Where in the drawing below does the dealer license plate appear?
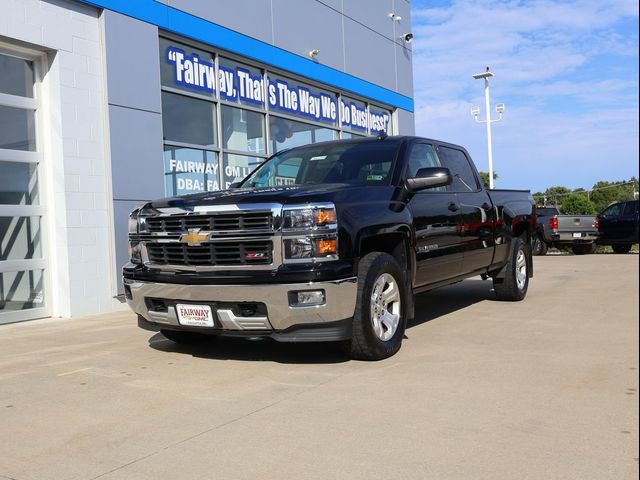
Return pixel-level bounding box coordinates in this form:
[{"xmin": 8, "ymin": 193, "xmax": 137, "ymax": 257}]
[
  {"xmin": 572, "ymin": 233, "xmax": 582, "ymax": 238},
  {"xmin": 176, "ymin": 304, "xmax": 214, "ymax": 327}
]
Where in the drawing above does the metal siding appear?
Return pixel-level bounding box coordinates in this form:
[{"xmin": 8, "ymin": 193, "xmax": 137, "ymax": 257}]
[
  {"xmin": 396, "ymin": 108, "xmax": 415, "ymax": 135},
  {"xmin": 343, "ymin": 0, "xmax": 394, "ymax": 41},
  {"xmin": 104, "ymin": 10, "xmax": 162, "ymax": 112},
  {"xmin": 168, "ymin": 0, "xmax": 273, "ymax": 44},
  {"xmin": 343, "ymin": 17, "xmax": 395, "ymax": 92},
  {"xmin": 316, "ymin": 0, "xmax": 342, "ymax": 11},
  {"xmin": 272, "ymin": 0, "xmax": 344, "ymax": 72},
  {"xmin": 108, "ymin": 105, "xmax": 164, "ymax": 200},
  {"xmin": 395, "ymin": 43, "xmax": 413, "ymax": 97}
]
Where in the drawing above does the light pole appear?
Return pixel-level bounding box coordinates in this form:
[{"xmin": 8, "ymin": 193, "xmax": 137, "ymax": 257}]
[{"xmin": 471, "ymin": 67, "xmax": 504, "ymax": 189}]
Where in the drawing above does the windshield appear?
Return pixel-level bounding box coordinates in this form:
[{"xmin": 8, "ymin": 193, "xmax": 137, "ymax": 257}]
[
  {"xmin": 537, "ymin": 207, "xmax": 559, "ymax": 216},
  {"xmin": 239, "ymin": 140, "xmax": 401, "ymax": 189}
]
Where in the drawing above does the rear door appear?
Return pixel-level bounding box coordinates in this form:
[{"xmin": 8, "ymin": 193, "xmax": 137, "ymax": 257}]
[
  {"xmin": 436, "ymin": 144, "xmax": 496, "ymax": 274},
  {"xmin": 619, "ymin": 201, "xmax": 639, "ymax": 242},
  {"xmin": 599, "ymin": 203, "xmax": 625, "ymax": 241},
  {"xmin": 405, "ymin": 142, "xmax": 463, "ymax": 287}
]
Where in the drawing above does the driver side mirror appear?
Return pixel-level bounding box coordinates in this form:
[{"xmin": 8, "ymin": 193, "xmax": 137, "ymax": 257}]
[
  {"xmin": 406, "ymin": 167, "xmax": 452, "ymax": 192},
  {"xmin": 228, "ymin": 182, "xmax": 242, "ymax": 189}
]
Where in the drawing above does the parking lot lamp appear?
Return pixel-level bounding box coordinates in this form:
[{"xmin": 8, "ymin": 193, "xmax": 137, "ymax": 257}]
[{"xmin": 471, "ymin": 67, "xmax": 504, "ymax": 189}]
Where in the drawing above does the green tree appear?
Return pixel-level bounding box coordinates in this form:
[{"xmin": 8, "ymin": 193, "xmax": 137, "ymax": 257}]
[
  {"xmin": 543, "ymin": 186, "xmax": 571, "ymax": 206},
  {"xmin": 478, "ymin": 171, "xmax": 498, "ymax": 189},
  {"xmin": 560, "ymin": 193, "xmax": 596, "ymax": 215},
  {"xmin": 532, "ymin": 192, "xmax": 545, "ymax": 205},
  {"xmin": 589, "ymin": 178, "xmax": 637, "ymax": 212}
]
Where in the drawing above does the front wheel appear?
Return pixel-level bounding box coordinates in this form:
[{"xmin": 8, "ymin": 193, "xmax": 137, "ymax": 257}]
[
  {"xmin": 612, "ymin": 244, "xmax": 632, "ymax": 254},
  {"xmin": 348, "ymin": 252, "xmax": 407, "ymax": 360},
  {"xmin": 493, "ymin": 237, "xmax": 529, "ymax": 301}
]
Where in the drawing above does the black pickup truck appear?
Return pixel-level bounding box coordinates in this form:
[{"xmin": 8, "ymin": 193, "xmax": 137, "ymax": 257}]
[
  {"xmin": 124, "ymin": 136, "xmax": 535, "ymax": 360},
  {"xmin": 596, "ymin": 200, "xmax": 639, "ymax": 253}
]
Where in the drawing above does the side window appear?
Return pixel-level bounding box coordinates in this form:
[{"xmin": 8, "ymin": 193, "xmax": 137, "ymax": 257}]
[
  {"xmin": 603, "ymin": 203, "xmax": 623, "ymax": 217},
  {"xmin": 623, "ymin": 201, "xmax": 638, "ymax": 215},
  {"xmin": 436, "ymin": 146, "xmax": 479, "ymax": 192},
  {"xmin": 406, "ymin": 143, "xmax": 440, "ymax": 178}
]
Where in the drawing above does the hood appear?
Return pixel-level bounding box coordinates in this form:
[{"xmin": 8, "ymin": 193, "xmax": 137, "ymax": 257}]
[{"xmin": 146, "ymin": 184, "xmax": 369, "ymax": 210}]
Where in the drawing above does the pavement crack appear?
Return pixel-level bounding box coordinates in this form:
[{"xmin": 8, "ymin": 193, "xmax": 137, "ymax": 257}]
[{"xmin": 89, "ymin": 373, "xmax": 342, "ymax": 479}]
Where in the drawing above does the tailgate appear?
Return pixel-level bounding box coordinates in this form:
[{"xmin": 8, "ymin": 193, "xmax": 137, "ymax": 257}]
[{"xmin": 556, "ymin": 216, "xmax": 597, "ymax": 233}]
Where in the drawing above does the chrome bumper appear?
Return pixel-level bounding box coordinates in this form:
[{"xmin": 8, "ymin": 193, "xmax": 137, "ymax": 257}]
[
  {"xmin": 552, "ymin": 233, "xmax": 598, "ymax": 242},
  {"xmin": 124, "ymin": 277, "xmax": 358, "ymax": 331}
]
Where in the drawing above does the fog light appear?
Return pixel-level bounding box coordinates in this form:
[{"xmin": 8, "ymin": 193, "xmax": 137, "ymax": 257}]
[{"xmin": 289, "ymin": 290, "xmax": 325, "ymax": 307}]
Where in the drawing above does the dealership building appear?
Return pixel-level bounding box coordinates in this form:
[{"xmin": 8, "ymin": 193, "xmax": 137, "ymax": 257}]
[{"xmin": 0, "ymin": 0, "xmax": 415, "ymax": 324}]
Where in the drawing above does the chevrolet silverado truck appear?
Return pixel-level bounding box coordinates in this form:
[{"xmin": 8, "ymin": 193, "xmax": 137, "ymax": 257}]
[
  {"xmin": 532, "ymin": 206, "xmax": 597, "ymax": 255},
  {"xmin": 124, "ymin": 136, "xmax": 535, "ymax": 360},
  {"xmin": 596, "ymin": 200, "xmax": 639, "ymax": 253}
]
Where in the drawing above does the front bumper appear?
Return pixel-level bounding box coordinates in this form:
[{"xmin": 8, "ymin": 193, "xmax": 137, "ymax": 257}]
[{"xmin": 124, "ymin": 276, "xmax": 358, "ymax": 340}]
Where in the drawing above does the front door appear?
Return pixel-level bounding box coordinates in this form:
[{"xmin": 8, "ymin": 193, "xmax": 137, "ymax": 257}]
[{"xmin": 405, "ymin": 142, "xmax": 463, "ymax": 287}]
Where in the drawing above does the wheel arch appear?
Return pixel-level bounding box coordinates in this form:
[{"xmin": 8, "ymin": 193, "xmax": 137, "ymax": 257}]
[{"xmin": 357, "ymin": 227, "xmax": 415, "ymax": 320}]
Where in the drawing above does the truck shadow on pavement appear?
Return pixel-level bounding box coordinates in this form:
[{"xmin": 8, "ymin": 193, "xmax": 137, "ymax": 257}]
[
  {"xmin": 147, "ymin": 278, "xmax": 497, "ymax": 364},
  {"xmin": 408, "ymin": 278, "xmax": 497, "ymax": 329}
]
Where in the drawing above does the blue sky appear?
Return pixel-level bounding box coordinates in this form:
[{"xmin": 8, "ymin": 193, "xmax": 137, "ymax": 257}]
[{"xmin": 410, "ymin": 0, "xmax": 639, "ymax": 193}]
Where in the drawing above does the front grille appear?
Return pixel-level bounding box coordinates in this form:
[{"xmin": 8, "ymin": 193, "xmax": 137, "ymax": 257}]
[
  {"xmin": 146, "ymin": 241, "xmax": 272, "ymax": 266},
  {"xmin": 145, "ymin": 212, "xmax": 272, "ymax": 233}
]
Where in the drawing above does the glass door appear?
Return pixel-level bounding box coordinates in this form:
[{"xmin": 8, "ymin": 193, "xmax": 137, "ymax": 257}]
[{"xmin": 0, "ymin": 48, "xmax": 48, "ymax": 324}]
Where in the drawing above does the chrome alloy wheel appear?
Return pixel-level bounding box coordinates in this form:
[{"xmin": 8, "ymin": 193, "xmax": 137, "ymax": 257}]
[
  {"xmin": 370, "ymin": 273, "xmax": 401, "ymax": 341},
  {"xmin": 516, "ymin": 248, "xmax": 527, "ymax": 290}
]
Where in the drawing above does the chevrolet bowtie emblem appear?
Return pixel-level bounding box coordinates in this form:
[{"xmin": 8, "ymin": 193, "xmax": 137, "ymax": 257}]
[{"xmin": 179, "ymin": 229, "xmax": 210, "ymax": 246}]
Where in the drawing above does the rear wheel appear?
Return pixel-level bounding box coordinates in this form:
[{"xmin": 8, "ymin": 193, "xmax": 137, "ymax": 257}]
[
  {"xmin": 612, "ymin": 244, "xmax": 632, "ymax": 254},
  {"xmin": 493, "ymin": 237, "xmax": 529, "ymax": 301},
  {"xmin": 348, "ymin": 252, "xmax": 407, "ymax": 360},
  {"xmin": 160, "ymin": 329, "xmax": 212, "ymax": 344},
  {"xmin": 531, "ymin": 234, "xmax": 548, "ymax": 256}
]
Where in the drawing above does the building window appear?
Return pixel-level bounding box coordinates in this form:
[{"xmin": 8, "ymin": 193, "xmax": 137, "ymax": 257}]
[
  {"xmin": 161, "ymin": 92, "xmax": 217, "ymax": 148},
  {"xmin": 221, "ymin": 105, "xmax": 265, "ymax": 154},
  {"xmin": 159, "ymin": 34, "xmax": 394, "ymax": 196}
]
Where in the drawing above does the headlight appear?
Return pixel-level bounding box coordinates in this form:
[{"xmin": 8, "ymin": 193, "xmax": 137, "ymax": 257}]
[
  {"xmin": 283, "ymin": 237, "xmax": 338, "ymax": 260},
  {"xmin": 283, "ymin": 204, "xmax": 337, "ymax": 230},
  {"xmin": 282, "ymin": 203, "xmax": 338, "ymax": 263}
]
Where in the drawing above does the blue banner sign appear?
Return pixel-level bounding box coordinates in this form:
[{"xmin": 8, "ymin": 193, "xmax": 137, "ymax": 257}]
[{"xmin": 166, "ymin": 46, "xmax": 390, "ymax": 133}]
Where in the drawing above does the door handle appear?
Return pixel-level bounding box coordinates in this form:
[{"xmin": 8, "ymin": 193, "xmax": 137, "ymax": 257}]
[
  {"xmin": 481, "ymin": 202, "xmax": 491, "ymax": 210},
  {"xmin": 448, "ymin": 202, "xmax": 460, "ymax": 212}
]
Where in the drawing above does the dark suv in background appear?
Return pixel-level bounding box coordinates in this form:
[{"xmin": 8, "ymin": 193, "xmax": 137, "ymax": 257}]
[{"xmin": 596, "ymin": 200, "xmax": 639, "ymax": 253}]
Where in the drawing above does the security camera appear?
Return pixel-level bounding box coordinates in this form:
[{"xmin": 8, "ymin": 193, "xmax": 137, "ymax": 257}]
[
  {"xmin": 401, "ymin": 33, "xmax": 413, "ymax": 43},
  {"xmin": 496, "ymin": 103, "xmax": 505, "ymax": 114},
  {"xmin": 470, "ymin": 106, "xmax": 480, "ymax": 117}
]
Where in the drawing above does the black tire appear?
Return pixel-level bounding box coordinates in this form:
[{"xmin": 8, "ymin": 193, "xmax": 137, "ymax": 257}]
[
  {"xmin": 612, "ymin": 244, "xmax": 632, "ymax": 254},
  {"xmin": 531, "ymin": 234, "xmax": 548, "ymax": 256},
  {"xmin": 160, "ymin": 329, "xmax": 212, "ymax": 344},
  {"xmin": 348, "ymin": 252, "xmax": 407, "ymax": 361},
  {"xmin": 493, "ymin": 237, "xmax": 529, "ymax": 301}
]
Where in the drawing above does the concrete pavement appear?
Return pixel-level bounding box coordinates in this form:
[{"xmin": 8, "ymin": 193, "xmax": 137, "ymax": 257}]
[{"xmin": 0, "ymin": 254, "xmax": 638, "ymax": 479}]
